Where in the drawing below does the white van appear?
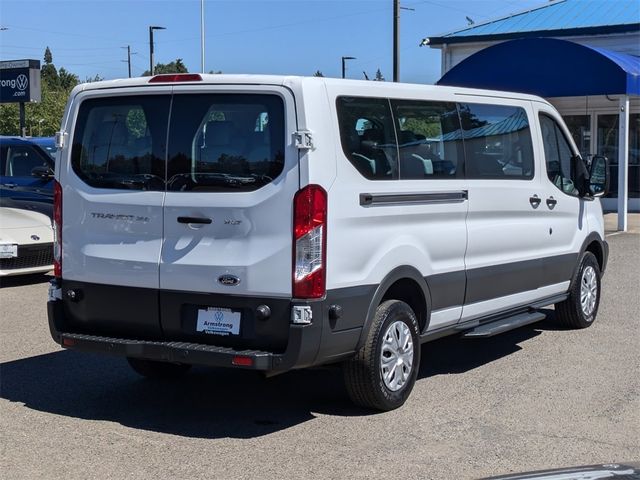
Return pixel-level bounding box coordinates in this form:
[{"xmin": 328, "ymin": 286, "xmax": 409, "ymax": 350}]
[{"xmin": 48, "ymin": 74, "xmax": 609, "ymax": 410}]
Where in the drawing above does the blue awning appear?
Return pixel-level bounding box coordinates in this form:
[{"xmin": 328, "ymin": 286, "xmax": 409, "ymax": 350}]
[{"xmin": 437, "ymin": 38, "xmax": 640, "ymax": 97}]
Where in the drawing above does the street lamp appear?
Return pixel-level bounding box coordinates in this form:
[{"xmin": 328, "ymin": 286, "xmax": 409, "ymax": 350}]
[
  {"xmin": 149, "ymin": 26, "xmax": 166, "ymax": 75},
  {"xmin": 341, "ymin": 56, "xmax": 356, "ymax": 79}
]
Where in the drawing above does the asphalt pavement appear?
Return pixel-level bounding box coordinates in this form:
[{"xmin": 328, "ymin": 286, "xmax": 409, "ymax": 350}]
[{"xmin": 1, "ymin": 232, "xmax": 639, "ymax": 480}]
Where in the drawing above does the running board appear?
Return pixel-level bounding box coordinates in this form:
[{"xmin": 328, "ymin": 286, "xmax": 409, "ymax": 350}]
[{"xmin": 462, "ymin": 311, "xmax": 547, "ymax": 338}]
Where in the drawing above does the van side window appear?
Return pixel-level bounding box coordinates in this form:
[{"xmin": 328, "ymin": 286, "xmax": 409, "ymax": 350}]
[
  {"xmin": 166, "ymin": 94, "xmax": 285, "ymax": 192},
  {"xmin": 459, "ymin": 103, "xmax": 534, "ymax": 180},
  {"xmin": 539, "ymin": 114, "xmax": 579, "ymax": 196},
  {"xmin": 337, "ymin": 97, "xmax": 398, "ymax": 180},
  {"xmin": 71, "ymin": 95, "xmax": 170, "ymax": 191},
  {"xmin": 390, "ymin": 100, "xmax": 463, "ymax": 179}
]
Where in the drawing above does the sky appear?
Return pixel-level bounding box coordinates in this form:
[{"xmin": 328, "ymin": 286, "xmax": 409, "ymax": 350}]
[{"xmin": 0, "ymin": 0, "xmax": 542, "ymax": 85}]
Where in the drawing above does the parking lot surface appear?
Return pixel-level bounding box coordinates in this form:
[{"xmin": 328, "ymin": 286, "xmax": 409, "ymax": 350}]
[{"xmin": 1, "ymin": 232, "xmax": 639, "ymax": 480}]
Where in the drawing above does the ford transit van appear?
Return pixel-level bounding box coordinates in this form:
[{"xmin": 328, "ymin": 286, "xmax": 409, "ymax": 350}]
[{"xmin": 48, "ymin": 74, "xmax": 609, "ymax": 410}]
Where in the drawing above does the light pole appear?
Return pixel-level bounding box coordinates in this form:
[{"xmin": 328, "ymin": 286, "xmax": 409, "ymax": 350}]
[
  {"xmin": 149, "ymin": 26, "xmax": 166, "ymax": 75},
  {"xmin": 341, "ymin": 56, "xmax": 356, "ymax": 79},
  {"xmin": 200, "ymin": 0, "xmax": 205, "ymax": 73}
]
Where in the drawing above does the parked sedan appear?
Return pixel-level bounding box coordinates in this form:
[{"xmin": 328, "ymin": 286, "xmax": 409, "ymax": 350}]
[
  {"xmin": 0, "ymin": 207, "xmax": 53, "ymax": 277},
  {"xmin": 0, "ymin": 136, "xmax": 55, "ymax": 218}
]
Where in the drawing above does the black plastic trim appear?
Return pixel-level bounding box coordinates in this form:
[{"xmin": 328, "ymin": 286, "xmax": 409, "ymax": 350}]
[{"xmin": 360, "ymin": 190, "xmax": 468, "ymax": 206}]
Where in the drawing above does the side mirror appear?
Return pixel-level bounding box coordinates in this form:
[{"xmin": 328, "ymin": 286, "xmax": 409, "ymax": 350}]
[
  {"xmin": 31, "ymin": 165, "xmax": 55, "ymax": 180},
  {"xmin": 588, "ymin": 155, "xmax": 609, "ymax": 197}
]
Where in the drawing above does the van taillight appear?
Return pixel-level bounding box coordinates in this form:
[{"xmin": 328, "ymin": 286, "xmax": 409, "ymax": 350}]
[
  {"xmin": 53, "ymin": 180, "xmax": 62, "ymax": 277},
  {"xmin": 293, "ymin": 185, "xmax": 327, "ymax": 299}
]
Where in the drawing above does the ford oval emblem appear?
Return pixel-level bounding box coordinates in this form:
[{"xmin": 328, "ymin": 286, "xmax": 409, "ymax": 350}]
[
  {"xmin": 218, "ymin": 274, "xmax": 240, "ymax": 286},
  {"xmin": 31, "ymin": 235, "xmax": 40, "ymax": 241}
]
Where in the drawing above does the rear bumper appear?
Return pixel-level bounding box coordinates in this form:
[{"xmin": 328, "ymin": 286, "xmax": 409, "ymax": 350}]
[{"xmin": 47, "ymin": 281, "xmax": 324, "ymax": 374}]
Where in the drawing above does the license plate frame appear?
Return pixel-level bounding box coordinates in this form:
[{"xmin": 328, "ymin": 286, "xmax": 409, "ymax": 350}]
[{"xmin": 196, "ymin": 307, "xmax": 241, "ymax": 336}]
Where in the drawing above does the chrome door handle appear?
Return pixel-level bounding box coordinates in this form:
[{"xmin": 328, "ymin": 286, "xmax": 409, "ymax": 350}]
[
  {"xmin": 529, "ymin": 195, "xmax": 541, "ymax": 208},
  {"xmin": 2, "ymin": 183, "xmax": 18, "ymax": 188},
  {"xmin": 546, "ymin": 197, "xmax": 557, "ymax": 210}
]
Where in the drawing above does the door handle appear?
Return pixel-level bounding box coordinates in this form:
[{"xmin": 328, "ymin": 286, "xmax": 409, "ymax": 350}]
[
  {"xmin": 546, "ymin": 197, "xmax": 557, "ymax": 210},
  {"xmin": 529, "ymin": 195, "xmax": 541, "ymax": 209},
  {"xmin": 2, "ymin": 183, "xmax": 18, "ymax": 188},
  {"xmin": 177, "ymin": 216, "xmax": 212, "ymax": 225}
]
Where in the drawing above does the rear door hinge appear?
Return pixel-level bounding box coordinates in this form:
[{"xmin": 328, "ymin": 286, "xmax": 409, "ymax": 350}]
[{"xmin": 293, "ymin": 130, "xmax": 314, "ymax": 150}]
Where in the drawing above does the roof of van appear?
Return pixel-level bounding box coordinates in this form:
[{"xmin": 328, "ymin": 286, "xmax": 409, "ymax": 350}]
[{"xmin": 74, "ymin": 74, "xmax": 548, "ymax": 103}]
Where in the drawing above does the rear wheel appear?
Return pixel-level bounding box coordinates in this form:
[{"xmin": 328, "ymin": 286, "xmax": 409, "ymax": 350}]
[
  {"xmin": 127, "ymin": 357, "xmax": 191, "ymax": 379},
  {"xmin": 555, "ymin": 251, "xmax": 601, "ymax": 329},
  {"xmin": 343, "ymin": 300, "xmax": 421, "ymax": 411}
]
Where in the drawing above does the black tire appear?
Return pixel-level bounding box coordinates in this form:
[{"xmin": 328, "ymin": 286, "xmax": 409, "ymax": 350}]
[
  {"xmin": 343, "ymin": 300, "xmax": 421, "ymax": 411},
  {"xmin": 555, "ymin": 251, "xmax": 601, "ymax": 329},
  {"xmin": 127, "ymin": 357, "xmax": 192, "ymax": 379}
]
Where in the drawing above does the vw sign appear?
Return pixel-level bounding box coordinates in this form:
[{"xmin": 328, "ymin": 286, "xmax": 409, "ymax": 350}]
[{"xmin": 0, "ymin": 59, "xmax": 41, "ymax": 104}]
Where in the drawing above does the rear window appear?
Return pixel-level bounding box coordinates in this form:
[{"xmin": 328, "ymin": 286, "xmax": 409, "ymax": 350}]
[
  {"xmin": 166, "ymin": 94, "xmax": 284, "ymax": 192},
  {"xmin": 71, "ymin": 93, "xmax": 285, "ymax": 192}
]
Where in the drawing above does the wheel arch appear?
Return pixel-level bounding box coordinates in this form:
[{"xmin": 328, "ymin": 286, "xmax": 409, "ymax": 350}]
[{"xmin": 356, "ymin": 266, "xmax": 432, "ymax": 350}]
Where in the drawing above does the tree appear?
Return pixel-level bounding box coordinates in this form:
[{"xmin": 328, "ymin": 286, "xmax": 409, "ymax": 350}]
[
  {"xmin": 374, "ymin": 68, "xmax": 385, "ymax": 81},
  {"xmin": 313, "ymin": 70, "xmax": 324, "ymax": 77},
  {"xmin": 58, "ymin": 67, "xmax": 80, "ymax": 90},
  {"xmin": 142, "ymin": 58, "xmax": 189, "ymax": 76},
  {"xmin": 41, "ymin": 46, "xmax": 59, "ymax": 88}
]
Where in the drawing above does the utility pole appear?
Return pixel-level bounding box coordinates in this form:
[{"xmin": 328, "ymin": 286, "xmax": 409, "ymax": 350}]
[
  {"xmin": 200, "ymin": 0, "xmax": 205, "ymax": 73},
  {"xmin": 149, "ymin": 26, "xmax": 166, "ymax": 75},
  {"xmin": 393, "ymin": 2, "xmax": 414, "ymax": 83},
  {"xmin": 341, "ymin": 56, "xmax": 356, "ymax": 79},
  {"xmin": 393, "ymin": 0, "xmax": 399, "ymax": 82},
  {"xmin": 121, "ymin": 45, "xmax": 133, "ymax": 78}
]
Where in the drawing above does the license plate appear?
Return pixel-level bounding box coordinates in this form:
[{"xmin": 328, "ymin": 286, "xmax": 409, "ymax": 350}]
[
  {"xmin": 196, "ymin": 307, "xmax": 241, "ymax": 336},
  {"xmin": 0, "ymin": 244, "xmax": 18, "ymax": 259}
]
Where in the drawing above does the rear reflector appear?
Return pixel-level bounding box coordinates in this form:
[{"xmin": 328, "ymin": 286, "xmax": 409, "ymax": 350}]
[
  {"xmin": 232, "ymin": 356, "xmax": 253, "ymax": 367},
  {"xmin": 149, "ymin": 73, "xmax": 203, "ymax": 83},
  {"xmin": 62, "ymin": 338, "xmax": 75, "ymax": 347}
]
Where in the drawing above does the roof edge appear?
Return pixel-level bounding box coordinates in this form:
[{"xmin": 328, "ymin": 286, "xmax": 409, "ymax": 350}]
[{"xmin": 424, "ymin": 23, "xmax": 640, "ymax": 47}]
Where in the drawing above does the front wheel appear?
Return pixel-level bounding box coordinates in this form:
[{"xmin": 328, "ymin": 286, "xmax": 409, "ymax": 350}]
[
  {"xmin": 343, "ymin": 300, "xmax": 421, "ymax": 411},
  {"xmin": 555, "ymin": 251, "xmax": 601, "ymax": 329},
  {"xmin": 127, "ymin": 357, "xmax": 192, "ymax": 379}
]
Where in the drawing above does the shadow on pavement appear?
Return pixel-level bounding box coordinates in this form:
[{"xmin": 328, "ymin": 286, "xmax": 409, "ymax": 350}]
[
  {"xmin": 1, "ymin": 321, "xmax": 548, "ymax": 439},
  {"xmin": 0, "ymin": 273, "xmax": 51, "ymax": 288}
]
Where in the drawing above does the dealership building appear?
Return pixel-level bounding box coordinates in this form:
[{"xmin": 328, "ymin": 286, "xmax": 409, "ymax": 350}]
[{"xmin": 422, "ymin": 0, "xmax": 639, "ymax": 230}]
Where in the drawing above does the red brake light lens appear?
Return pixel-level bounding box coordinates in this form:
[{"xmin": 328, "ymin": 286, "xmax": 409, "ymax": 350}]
[
  {"xmin": 293, "ymin": 185, "xmax": 327, "ymax": 299},
  {"xmin": 148, "ymin": 73, "xmax": 203, "ymax": 83}
]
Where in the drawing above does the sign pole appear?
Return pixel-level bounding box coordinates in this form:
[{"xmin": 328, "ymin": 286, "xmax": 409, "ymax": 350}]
[{"xmin": 19, "ymin": 102, "xmax": 26, "ymax": 137}]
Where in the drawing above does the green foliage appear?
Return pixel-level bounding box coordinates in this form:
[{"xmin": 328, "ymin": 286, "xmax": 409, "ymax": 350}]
[
  {"xmin": 402, "ymin": 118, "xmax": 441, "ymax": 138},
  {"xmin": 142, "ymin": 58, "xmax": 189, "ymax": 76},
  {"xmin": 374, "ymin": 68, "xmax": 385, "ymax": 81},
  {"xmin": 313, "ymin": 70, "xmax": 324, "ymax": 77},
  {"xmin": 44, "ymin": 47, "xmax": 53, "ymax": 65}
]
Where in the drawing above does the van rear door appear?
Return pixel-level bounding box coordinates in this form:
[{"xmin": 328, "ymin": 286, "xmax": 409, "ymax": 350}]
[
  {"xmin": 158, "ymin": 86, "xmax": 299, "ymax": 350},
  {"xmin": 60, "ymin": 90, "xmax": 171, "ymax": 338}
]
